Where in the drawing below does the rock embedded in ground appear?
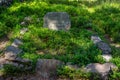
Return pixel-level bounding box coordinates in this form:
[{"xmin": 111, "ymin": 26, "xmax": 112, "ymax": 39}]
[
  {"xmin": 4, "ymin": 52, "xmax": 17, "ymax": 60},
  {"xmin": 91, "ymin": 35, "xmax": 112, "ymax": 54},
  {"xmin": 36, "ymin": 59, "xmax": 64, "ymax": 79},
  {"xmin": 91, "ymin": 35, "xmax": 102, "ymax": 44},
  {"xmin": 84, "ymin": 63, "xmax": 117, "ymax": 80},
  {"xmin": 4, "ymin": 46, "xmax": 22, "ymax": 60},
  {"xmin": 102, "ymin": 54, "xmax": 112, "ymax": 62},
  {"xmin": 43, "ymin": 12, "xmax": 71, "ymax": 30},
  {"xmin": 97, "ymin": 41, "xmax": 112, "ymax": 54},
  {"xmin": 11, "ymin": 39, "xmax": 23, "ymax": 47},
  {"xmin": 5, "ymin": 46, "xmax": 22, "ymax": 55}
]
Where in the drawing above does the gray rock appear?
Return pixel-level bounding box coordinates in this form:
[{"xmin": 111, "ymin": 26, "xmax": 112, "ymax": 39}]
[
  {"xmin": 84, "ymin": 63, "xmax": 117, "ymax": 80},
  {"xmin": 97, "ymin": 41, "xmax": 112, "ymax": 54},
  {"xmin": 5, "ymin": 46, "xmax": 22, "ymax": 54},
  {"xmin": 91, "ymin": 35, "xmax": 102, "ymax": 44},
  {"xmin": 11, "ymin": 39, "xmax": 23, "ymax": 47},
  {"xmin": 4, "ymin": 46, "xmax": 22, "ymax": 60},
  {"xmin": 91, "ymin": 35, "xmax": 112, "ymax": 54},
  {"xmin": 36, "ymin": 59, "xmax": 63, "ymax": 79},
  {"xmin": 102, "ymin": 54, "xmax": 112, "ymax": 62},
  {"xmin": 4, "ymin": 52, "xmax": 17, "ymax": 60},
  {"xmin": 43, "ymin": 12, "xmax": 71, "ymax": 30}
]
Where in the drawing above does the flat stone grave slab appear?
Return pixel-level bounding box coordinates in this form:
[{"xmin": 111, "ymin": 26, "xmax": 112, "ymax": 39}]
[{"xmin": 43, "ymin": 12, "xmax": 71, "ymax": 30}]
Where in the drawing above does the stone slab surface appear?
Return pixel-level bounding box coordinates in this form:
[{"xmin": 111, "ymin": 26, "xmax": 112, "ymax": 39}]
[{"xmin": 43, "ymin": 12, "xmax": 71, "ymax": 30}]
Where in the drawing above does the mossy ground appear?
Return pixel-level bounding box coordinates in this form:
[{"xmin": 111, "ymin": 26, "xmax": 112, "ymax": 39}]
[{"xmin": 0, "ymin": 0, "xmax": 120, "ymax": 79}]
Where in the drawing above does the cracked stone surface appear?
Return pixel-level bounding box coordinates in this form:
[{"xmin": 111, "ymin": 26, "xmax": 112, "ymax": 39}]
[{"xmin": 44, "ymin": 12, "xmax": 71, "ymax": 30}]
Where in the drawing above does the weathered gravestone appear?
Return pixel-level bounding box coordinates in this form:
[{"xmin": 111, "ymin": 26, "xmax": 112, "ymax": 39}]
[{"xmin": 43, "ymin": 12, "xmax": 71, "ymax": 30}]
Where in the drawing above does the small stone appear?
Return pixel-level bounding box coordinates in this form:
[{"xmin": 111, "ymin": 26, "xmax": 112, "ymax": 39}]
[
  {"xmin": 97, "ymin": 41, "xmax": 112, "ymax": 54},
  {"xmin": 4, "ymin": 46, "xmax": 22, "ymax": 60},
  {"xmin": 102, "ymin": 54, "xmax": 112, "ymax": 62},
  {"xmin": 20, "ymin": 21, "xmax": 26, "ymax": 26},
  {"xmin": 91, "ymin": 35, "xmax": 112, "ymax": 54},
  {"xmin": 11, "ymin": 39, "xmax": 23, "ymax": 47},
  {"xmin": 20, "ymin": 28, "xmax": 28, "ymax": 35},
  {"xmin": 5, "ymin": 46, "xmax": 22, "ymax": 55},
  {"xmin": 91, "ymin": 35, "xmax": 102, "ymax": 44},
  {"xmin": 43, "ymin": 12, "xmax": 71, "ymax": 30}
]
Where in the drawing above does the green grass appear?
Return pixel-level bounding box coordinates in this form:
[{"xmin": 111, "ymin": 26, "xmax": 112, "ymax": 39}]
[{"xmin": 0, "ymin": 0, "xmax": 120, "ymax": 79}]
